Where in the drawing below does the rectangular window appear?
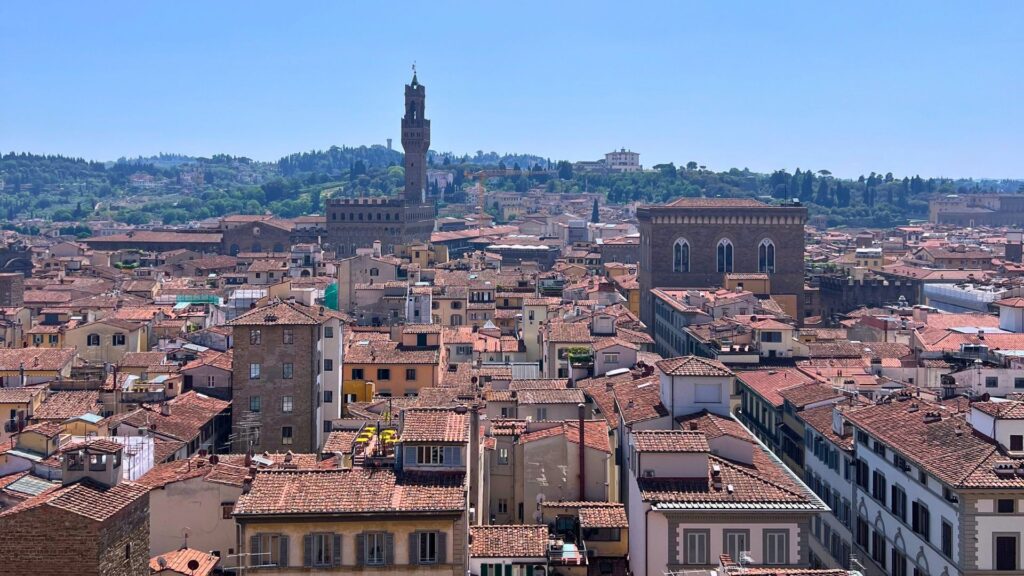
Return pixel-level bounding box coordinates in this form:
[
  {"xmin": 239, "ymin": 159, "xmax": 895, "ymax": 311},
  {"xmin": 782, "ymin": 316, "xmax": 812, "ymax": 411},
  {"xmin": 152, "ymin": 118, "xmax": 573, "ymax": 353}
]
[
  {"xmin": 249, "ymin": 396, "xmax": 261, "ymax": 413},
  {"xmin": 497, "ymin": 498, "xmax": 508, "ymax": 514},
  {"xmin": 604, "ymin": 353, "xmax": 619, "ymax": 364},
  {"xmin": 764, "ymin": 530, "xmax": 788, "ymax": 565},
  {"xmin": 892, "ymin": 548, "xmax": 907, "ymax": 576},
  {"xmin": 1011, "ymin": 435, "xmax": 1023, "ymax": 451},
  {"xmin": 283, "ymin": 328, "xmax": 294, "ymax": 344},
  {"xmin": 683, "ymin": 530, "xmax": 708, "ymax": 565},
  {"xmin": 986, "ymin": 376, "xmax": 999, "ymax": 388},
  {"xmin": 891, "ymin": 484, "xmax": 907, "ymax": 522},
  {"xmin": 912, "ymin": 501, "xmax": 931, "ymax": 541},
  {"xmin": 872, "ymin": 471, "xmax": 887, "ymax": 504},
  {"xmin": 1015, "ymin": 377, "xmax": 1024, "ymax": 389},
  {"xmin": 871, "ymin": 530, "xmax": 886, "ymax": 568},
  {"xmin": 250, "ymin": 329, "xmax": 261, "ymax": 345},
  {"xmin": 995, "ymin": 534, "xmax": 1018, "ymax": 571},
  {"xmin": 855, "ymin": 517, "xmax": 869, "ymax": 550},
  {"xmin": 417, "ymin": 446, "xmax": 444, "ymax": 465},
  {"xmin": 942, "ymin": 520, "xmax": 953, "ymax": 558},
  {"xmin": 282, "ymin": 426, "xmax": 293, "ymax": 445},
  {"xmin": 377, "ymin": 368, "xmax": 390, "ymax": 380},
  {"xmin": 207, "ymin": 375, "xmax": 216, "ymax": 387},
  {"xmin": 282, "ymin": 363, "xmax": 294, "ymax": 379},
  {"xmin": 250, "ymin": 363, "xmax": 261, "ymax": 380},
  {"xmin": 113, "ymin": 333, "xmax": 126, "ymax": 346},
  {"xmin": 406, "ymin": 368, "xmax": 416, "ymax": 381},
  {"xmin": 312, "ymin": 533, "xmax": 332, "ymax": 566},
  {"xmin": 498, "ymin": 448, "xmax": 509, "ymax": 465},
  {"xmin": 324, "ymin": 359, "xmax": 333, "ymax": 372},
  {"xmin": 324, "ymin": 326, "xmax": 334, "ymax": 338},
  {"xmin": 536, "ymin": 407, "xmax": 547, "ymax": 420},
  {"xmin": 723, "ymin": 530, "xmax": 749, "ymax": 563},
  {"xmin": 258, "ymin": 534, "xmax": 282, "ymax": 566},
  {"xmin": 352, "ymin": 368, "xmax": 364, "ymax": 380},
  {"xmin": 282, "ymin": 396, "xmax": 293, "ymax": 413},
  {"xmin": 323, "ymin": 390, "xmax": 333, "ymax": 403},
  {"xmin": 997, "ymin": 499, "xmax": 1016, "ymax": 513},
  {"xmin": 365, "ymin": 532, "xmax": 386, "ymax": 566},
  {"xmin": 418, "ymin": 532, "xmax": 438, "ymax": 564}
]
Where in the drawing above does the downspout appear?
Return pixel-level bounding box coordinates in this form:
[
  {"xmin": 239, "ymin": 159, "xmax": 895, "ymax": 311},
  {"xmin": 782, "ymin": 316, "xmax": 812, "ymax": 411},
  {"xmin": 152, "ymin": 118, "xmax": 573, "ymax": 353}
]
[
  {"xmin": 578, "ymin": 403, "xmax": 586, "ymax": 501},
  {"xmin": 645, "ymin": 506, "xmax": 654, "ymax": 576}
]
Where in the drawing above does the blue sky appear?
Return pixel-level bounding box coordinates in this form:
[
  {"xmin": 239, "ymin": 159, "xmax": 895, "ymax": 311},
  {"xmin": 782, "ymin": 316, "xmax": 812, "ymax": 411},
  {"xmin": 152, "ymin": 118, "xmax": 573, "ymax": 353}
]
[{"xmin": 2, "ymin": 1, "xmax": 1021, "ymax": 178}]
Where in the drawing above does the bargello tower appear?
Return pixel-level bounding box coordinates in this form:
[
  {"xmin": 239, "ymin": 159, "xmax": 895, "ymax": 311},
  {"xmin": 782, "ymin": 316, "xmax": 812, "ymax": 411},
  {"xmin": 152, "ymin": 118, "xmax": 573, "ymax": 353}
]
[{"xmin": 402, "ymin": 70, "xmax": 430, "ymax": 204}]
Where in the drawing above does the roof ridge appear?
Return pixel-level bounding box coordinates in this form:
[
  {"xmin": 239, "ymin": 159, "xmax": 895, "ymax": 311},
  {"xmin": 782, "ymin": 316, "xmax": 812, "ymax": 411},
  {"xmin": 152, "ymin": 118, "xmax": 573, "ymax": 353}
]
[{"xmin": 710, "ymin": 455, "xmax": 807, "ymax": 500}]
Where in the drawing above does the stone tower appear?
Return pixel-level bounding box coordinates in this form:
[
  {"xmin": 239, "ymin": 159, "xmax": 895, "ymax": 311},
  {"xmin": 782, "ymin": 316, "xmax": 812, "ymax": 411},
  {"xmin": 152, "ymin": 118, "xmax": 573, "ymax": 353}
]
[{"xmin": 401, "ymin": 70, "xmax": 430, "ymax": 204}]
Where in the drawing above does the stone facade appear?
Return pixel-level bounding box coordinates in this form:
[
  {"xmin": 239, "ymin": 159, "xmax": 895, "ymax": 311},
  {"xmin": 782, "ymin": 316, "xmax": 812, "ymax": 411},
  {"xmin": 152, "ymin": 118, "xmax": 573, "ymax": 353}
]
[
  {"xmin": 638, "ymin": 198, "xmax": 807, "ymax": 327},
  {"xmin": 325, "ymin": 74, "xmax": 435, "ymax": 256},
  {"xmin": 0, "ymin": 490, "xmax": 150, "ymax": 576},
  {"xmin": 231, "ymin": 321, "xmax": 320, "ymax": 453},
  {"xmin": 221, "ymin": 219, "xmax": 293, "ymax": 255},
  {"xmin": 0, "ymin": 272, "xmax": 25, "ymax": 306}
]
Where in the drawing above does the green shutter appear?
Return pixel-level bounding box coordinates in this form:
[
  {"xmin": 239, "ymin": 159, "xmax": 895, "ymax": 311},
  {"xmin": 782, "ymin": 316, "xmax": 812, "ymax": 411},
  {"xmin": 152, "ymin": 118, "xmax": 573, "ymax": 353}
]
[
  {"xmin": 303, "ymin": 534, "xmax": 312, "ymax": 567},
  {"xmin": 279, "ymin": 535, "xmax": 289, "ymax": 567},
  {"xmin": 384, "ymin": 532, "xmax": 395, "ymax": 566},
  {"xmin": 437, "ymin": 531, "xmax": 447, "ymax": 564},
  {"xmin": 355, "ymin": 533, "xmax": 365, "ymax": 566}
]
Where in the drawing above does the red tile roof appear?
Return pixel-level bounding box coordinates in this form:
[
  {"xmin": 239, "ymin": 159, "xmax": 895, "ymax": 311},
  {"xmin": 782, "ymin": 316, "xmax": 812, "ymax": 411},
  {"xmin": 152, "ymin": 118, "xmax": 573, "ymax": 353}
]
[
  {"xmin": 778, "ymin": 384, "xmax": 843, "ymax": 409},
  {"xmin": 666, "ymin": 197, "xmax": 767, "ymax": 208},
  {"xmin": 469, "ymin": 525, "xmax": 548, "ymax": 558},
  {"xmin": 150, "ymin": 547, "xmax": 219, "ymax": 576},
  {"xmin": 227, "ymin": 300, "xmax": 327, "ymax": 326},
  {"xmin": 519, "ymin": 420, "xmax": 610, "ymax": 453},
  {"xmin": 656, "ymin": 356, "xmax": 733, "ymax": 377},
  {"xmin": 516, "ymin": 388, "xmax": 586, "ymax": 405},
  {"xmin": 233, "ymin": 469, "xmax": 466, "ymax": 515},
  {"xmin": 737, "ymin": 369, "xmax": 816, "ymax": 407},
  {"xmin": 972, "ymin": 400, "xmax": 1024, "ymax": 419},
  {"xmin": 33, "ymin": 391, "xmax": 102, "ymax": 421},
  {"xmin": 633, "ymin": 430, "xmax": 710, "ymax": 453},
  {"xmin": 0, "ymin": 478, "xmax": 148, "ymax": 521},
  {"xmin": 579, "ymin": 504, "xmax": 629, "ymax": 528},
  {"xmin": 400, "ymin": 408, "xmax": 470, "ymax": 443},
  {"xmin": 119, "ymin": 391, "xmax": 230, "ymax": 443},
  {"xmin": 0, "ymin": 347, "xmax": 76, "ymax": 371}
]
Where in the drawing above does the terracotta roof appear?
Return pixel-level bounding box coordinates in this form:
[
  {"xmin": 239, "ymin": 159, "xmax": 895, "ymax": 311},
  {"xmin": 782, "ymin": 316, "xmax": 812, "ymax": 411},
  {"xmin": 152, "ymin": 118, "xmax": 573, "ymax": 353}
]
[
  {"xmin": 345, "ymin": 337, "xmax": 441, "ymax": 365},
  {"xmin": 33, "ymin": 391, "xmax": 101, "ymax": 421},
  {"xmin": 737, "ymin": 369, "xmax": 816, "ymax": 407},
  {"xmin": 0, "ymin": 347, "xmax": 76, "ymax": 371},
  {"xmin": 996, "ymin": 297, "xmax": 1024, "ymax": 309},
  {"xmin": 0, "ymin": 387, "xmax": 43, "ymax": 404},
  {"xmin": 150, "ymin": 547, "xmax": 219, "ymax": 576},
  {"xmin": 119, "ymin": 392, "xmax": 230, "ymax": 443},
  {"xmin": 508, "ymin": 379, "xmax": 569, "ymax": 391},
  {"xmin": 118, "ymin": 351, "xmax": 169, "ymax": 368},
  {"xmin": 578, "ymin": 504, "xmax": 629, "ymax": 528},
  {"xmin": 665, "ymin": 197, "xmax": 767, "ymax": 208},
  {"xmin": 85, "ymin": 231, "xmax": 222, "ymax": 244},
  {"xmin": 972, "ymin": 400, "xmax": 1024, "ymax": 419},
  {"xmin": 778, "ymin": 383, "xmax": 843, "ymax": 409},
  {"xmin": 233, "ymin": 468, "xmax": 466, "ymax": 515},
  {"xmin": 400, "ymin": 408, "xmax": 470, "ymax": 443},
  {"xmin": 0, "ymin": 478, "xmax": 148, "ymax": 521},
  {"xmin": 656, "ymin": 356, "xmax": 733, "ymax": 377},
  {"xmin": 633, "ymin": 430, "xmax": 710, "ymax": 453},
  {"xmin": 546, "ymin": 322, "xmax": 594, "ymax": 344},
  {"xmin": 676, "ymin": 411, "xmax": 752, "ymax": 442},
  {"xmin": 181, "ymin": 349, "xmax": 232, "ymax": 372},
  {"xmin": 227, "ymin": 300, "xmax": 326, "ymax": 326},
  {"xmin": 639, "ymin": 449, "xmax": 819, "ymax": 509},
  {"xmin": 469, "ymin": 525, "xmax": 548, "ymax": 558},
  {"xmin": 614, "ymin": 375, "xmax": 669, "ymax": 425},
  {"xmin": 516, "ymin": 388, "xmax": 586, "ymax": 405},
  {"xmin": 844, "ymin": 398, "xmax": 1024, "ymax": 489},
  {"xmin": 20, "ymin": 421, "xmax": 64, "ymax": 438},
  {"xmin": 519, "ymin": 420, "xmax": 610, "ymax": 453},
  {"xmin": 322, "ymin": 430, "xmax": 359, "ymax": 454},
  {"xmin": 799, "ymin": 404, "xmax": 854, "ymax": 451}
]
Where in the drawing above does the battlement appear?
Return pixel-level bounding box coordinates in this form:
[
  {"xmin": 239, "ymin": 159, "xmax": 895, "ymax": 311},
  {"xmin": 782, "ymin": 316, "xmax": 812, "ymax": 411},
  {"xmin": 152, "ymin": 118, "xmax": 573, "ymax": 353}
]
[{"xmin": 327, "ymin": 197, "xmax": 405, "ymax": 207}]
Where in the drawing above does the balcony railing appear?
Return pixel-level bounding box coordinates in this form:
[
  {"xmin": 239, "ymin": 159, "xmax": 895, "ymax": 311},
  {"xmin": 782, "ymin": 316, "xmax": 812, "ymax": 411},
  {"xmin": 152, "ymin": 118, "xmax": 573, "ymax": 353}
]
[{"xmin": 548, "ymin": 542, "xmax": 587, "ymax": 566}]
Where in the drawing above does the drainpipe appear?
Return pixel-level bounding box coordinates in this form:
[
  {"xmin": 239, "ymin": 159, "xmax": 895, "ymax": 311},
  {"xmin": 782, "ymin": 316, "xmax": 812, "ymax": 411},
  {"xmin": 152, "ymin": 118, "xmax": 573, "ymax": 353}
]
[{"xmin": 578, "ymin": 403, "xmax": 586, "ymax": 501}]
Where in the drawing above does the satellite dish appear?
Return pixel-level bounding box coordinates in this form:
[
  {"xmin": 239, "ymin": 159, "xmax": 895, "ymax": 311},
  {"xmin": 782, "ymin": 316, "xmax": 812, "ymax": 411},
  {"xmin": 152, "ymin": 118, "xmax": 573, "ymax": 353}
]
[{"xmin": 187, "ymin": 559, "xmax": 201, "ymax": 571}]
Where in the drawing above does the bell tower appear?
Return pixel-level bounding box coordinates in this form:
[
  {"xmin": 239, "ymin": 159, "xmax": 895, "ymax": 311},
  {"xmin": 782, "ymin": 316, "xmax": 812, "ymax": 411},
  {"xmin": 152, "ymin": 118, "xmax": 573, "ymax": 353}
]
[{"xmin": 401, "ymin": 67, "xmax": 430, "ymax": 204}]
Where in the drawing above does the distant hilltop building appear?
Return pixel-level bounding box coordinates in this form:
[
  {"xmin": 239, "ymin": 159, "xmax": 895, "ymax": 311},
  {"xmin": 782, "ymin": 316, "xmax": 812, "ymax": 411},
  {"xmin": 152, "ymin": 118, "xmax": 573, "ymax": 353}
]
[
  {"xmin": 325, "ymin": 72, "xmax": 436, "ymax": 256},
  {"xmin": 574, "ymin": 148, "xmax": 642, "ymax": 174},
  {"xmin": 929, "ymin": 194, "xmax": 1024, "ymax": 226}
]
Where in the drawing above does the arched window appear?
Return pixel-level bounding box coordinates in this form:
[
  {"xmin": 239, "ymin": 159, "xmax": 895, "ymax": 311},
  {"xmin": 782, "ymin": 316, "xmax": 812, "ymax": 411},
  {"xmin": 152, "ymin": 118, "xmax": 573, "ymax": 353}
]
[
  {"xmin": 759, "ymin": 239, "xmax": 776, "ymax": 273},
  {"xmin": 87, "ymin": 334, "xmax": 100, "ymax": 347},
  {"xmin": 673, "ymin": 238, "xmax": 690, "ymax": 272},
  {"xmin": 717, "ymin": 239, "xmax": 734, "ymax": 273}
]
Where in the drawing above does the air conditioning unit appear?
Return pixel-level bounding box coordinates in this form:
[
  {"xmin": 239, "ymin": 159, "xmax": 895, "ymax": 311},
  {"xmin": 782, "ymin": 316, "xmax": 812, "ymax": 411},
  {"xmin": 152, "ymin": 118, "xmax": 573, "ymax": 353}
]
[{"xmin": 642, "ymin": 469, "xmax": 655, "ymax": 478}]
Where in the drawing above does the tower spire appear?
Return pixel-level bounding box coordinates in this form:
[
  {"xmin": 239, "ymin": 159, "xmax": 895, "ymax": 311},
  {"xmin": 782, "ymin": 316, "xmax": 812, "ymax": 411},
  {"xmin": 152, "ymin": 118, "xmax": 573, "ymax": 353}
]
[{"xmin": 411, "ymin": 62, "xmax": 418, "ymax": 85}]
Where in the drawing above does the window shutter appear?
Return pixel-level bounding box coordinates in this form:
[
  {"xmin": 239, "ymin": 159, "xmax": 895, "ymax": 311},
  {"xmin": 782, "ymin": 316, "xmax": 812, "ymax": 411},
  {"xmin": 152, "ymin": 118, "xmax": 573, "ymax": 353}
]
[
  {"xmin": 405, "ymin": 446, "xmax": 417, "ymax": 465},
  {"xmin": 912, "ymin": 501, "xmax": 920, "ymax": 531},
  {"xmin": 451, "ymin": 447, "xmax": 461, "ymax": 466},
  {"xmin": 303, "ymin": 534, "xmax": 312, "ymax": 567},
  {"xmin": 409, "ymin": 532, "xmax": 420, "ymax": 565},
  {"xmin": 355, "ymin": 533, "xmax": 365, "ymax": 566},
  {"xmin": 505, "ymin": 564, "xmax": 512, "ymax": 576},
  {"xmin": 437, "ymin": 531, "xmax": 447, "ymax": 564},
  {"xmin": 249, "ymin": 535, "xmax": 261, "ymax": 566},
  {"xmin": 279, "ymin": 535, "xmax": 289, "ymax": 567},
  {"xmin": 384, "ymin": 532, "xmax": 394, "ymax": 565},
  {"xmin": 481, "ymin": 565, "xmax": 489, "ymax": 576},
  {"xmin": 332, "ymin": 533, "xmax": 342, "ymax": 567}
]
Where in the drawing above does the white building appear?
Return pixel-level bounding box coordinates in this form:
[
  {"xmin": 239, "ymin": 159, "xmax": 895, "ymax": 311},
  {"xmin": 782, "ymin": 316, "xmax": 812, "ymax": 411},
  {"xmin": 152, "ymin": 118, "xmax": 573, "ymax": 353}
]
[{"xmin": 604, "ymin": 149, "xmax": 641, "ymax": 173}]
